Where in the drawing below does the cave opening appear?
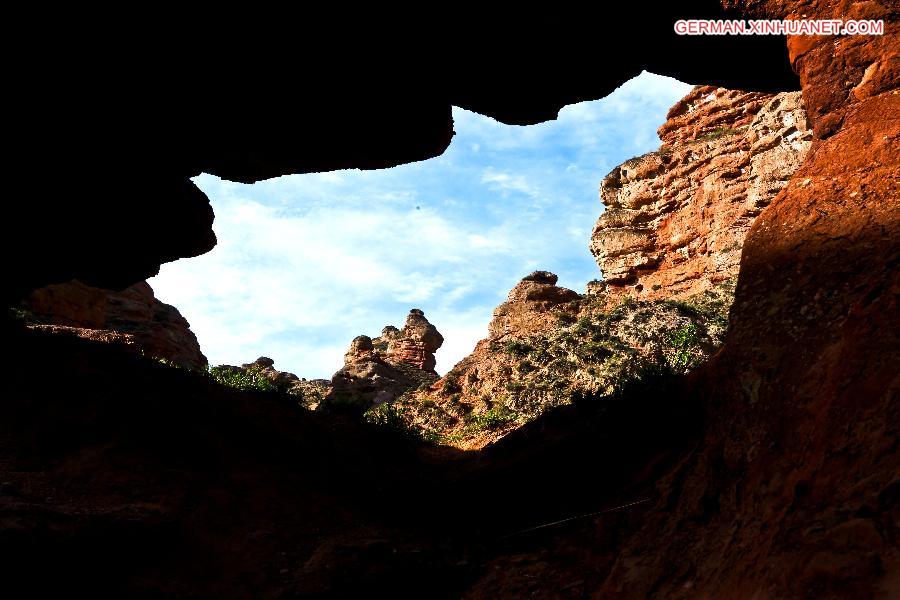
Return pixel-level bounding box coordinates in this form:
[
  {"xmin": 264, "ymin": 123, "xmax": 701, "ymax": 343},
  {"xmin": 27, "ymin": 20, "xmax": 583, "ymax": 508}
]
[
  {"xmin": 148, "ymin": 72, "xmax": 692, "ymax": 381},
  {"xmin": 17, "ymin": 69, "xmax": 815, "ymax": 452},
  {"xmin": 5, "ymin": 9, "xmax": 897, "ymax": 596}
]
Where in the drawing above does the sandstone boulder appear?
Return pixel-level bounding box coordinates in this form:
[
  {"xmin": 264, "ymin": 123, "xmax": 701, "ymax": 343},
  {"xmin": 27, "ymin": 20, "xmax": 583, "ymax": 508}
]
[{"xmin": 24, "ymin": 280, "xmax": 207, "ymax": 370}]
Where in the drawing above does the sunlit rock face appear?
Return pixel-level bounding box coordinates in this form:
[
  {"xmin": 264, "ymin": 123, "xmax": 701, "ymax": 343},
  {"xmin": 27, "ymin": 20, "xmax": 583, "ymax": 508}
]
[
  {"xmin": 590, "ymin": 85, "xmax": 811, "ymax": 304},
  {"xmin": 488, "ymin": 272, "xmax": 582, "ymax": 339},
  {"xmin": 24, "ymin": 279, "xmax": 207, "ymax": 370},
  {"xmin": 386, "ymin": 309, "xmax": 445, "ymax": 373},
  {"xmin": 324, "ymin": 310, "xmax": 444, "ymax": 411},
  {"xmin": 594, "ymin": 4, "xmax": 900, "ymax": 597},
  {"xmin": 379, "ymin": 269, "xmax": 732, "ymax": 450},
  {"xmin": 385, "ymin": 84, "xmax": 814, "ymax": 450}
]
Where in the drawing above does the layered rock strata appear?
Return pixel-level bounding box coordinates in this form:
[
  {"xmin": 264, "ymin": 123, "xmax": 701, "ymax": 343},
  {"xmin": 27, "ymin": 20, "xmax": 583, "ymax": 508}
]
[
  {"xmin": 590, "ymin": 86, "xmax": 812, "ymax": 304},
  {"xmin": 325, "ymin": 309, "xmax": 444, "ymax": 411},
  {"xmin": 595, "ymin": 3, "xmax": 900, "ymax": 596},
  {"xmin": 383, "ymin": 84, "xmax": 814, "ymax": 450}
]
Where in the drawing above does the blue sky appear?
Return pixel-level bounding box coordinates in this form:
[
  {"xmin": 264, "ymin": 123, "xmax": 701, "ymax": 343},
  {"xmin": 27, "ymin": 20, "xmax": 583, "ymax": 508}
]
[{"xmin": 149, "ymin": 72, "xmax": 692, "ymax": 378}]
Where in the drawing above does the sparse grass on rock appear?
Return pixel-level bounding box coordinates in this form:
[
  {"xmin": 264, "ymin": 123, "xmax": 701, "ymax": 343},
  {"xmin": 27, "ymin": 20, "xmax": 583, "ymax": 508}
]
[{"xmin": 367, "ymin": 279, "xmax": 735, "ymax": 449}]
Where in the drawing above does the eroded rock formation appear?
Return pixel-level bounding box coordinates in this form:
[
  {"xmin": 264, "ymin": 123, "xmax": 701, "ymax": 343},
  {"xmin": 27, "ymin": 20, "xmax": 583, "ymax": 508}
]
[
  {"xmin": 325, "ymin": 309, "xmax": 444, "ymax": 411},
  {"xmin": 388, "ymin": 272, "xmax": 732, "ymax": 449},
  {"xmin": 488, "ymin": 271, "xmax": 582, "ymax": 338},
  {"xmin": 385, "ymin": 83, "xmax": 814, "ymax": 449},
  {"xmin": 384, "ymin": 309, "xmax": 444, "ymax": 373},
  {"xmin": 590, "ymin": 86, "xmax": 812, "ymax": 303},
  {"xmin": 23, "ymin": 280, "xmax": 207, "ymax": 370}
]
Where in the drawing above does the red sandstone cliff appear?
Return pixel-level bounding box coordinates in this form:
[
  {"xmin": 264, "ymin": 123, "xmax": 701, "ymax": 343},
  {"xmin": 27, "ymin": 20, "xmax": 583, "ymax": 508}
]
[
  {"xmin": 592, "ymin": 2, "xmax": 900, "ymax": 597},
  {"xmin": 393, "ymin": 84, "xmax": 813, "ymax": 450},
  {"xmin": 325, "ymin": 309, "xmax": 444, "ymax": 411},
  {"xmin": 590, "ymin": 86, "xmax": 811, "ymax": 303}
]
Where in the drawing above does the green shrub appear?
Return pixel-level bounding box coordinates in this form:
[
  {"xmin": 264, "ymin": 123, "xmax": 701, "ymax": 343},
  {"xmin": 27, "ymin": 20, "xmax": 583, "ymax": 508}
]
[
  {"xmin": 465, "ymin": 405, "xmax": 516, "ymax": 431},
  {"xmin": 609, "ymin": 295, "xmax": 636, "ymax": 317},
  {"xmin": 662, "ymin": 299, "xmax": 701, "ymax": 317},
  {"xmin": 697, "ymin": 127, "xmax": 742, "ymax": 141},
  {"xmin": 505, "ymin": 380, "xmax": 525, "ymax": 394},
  {"xmin": 555, "ymin": 313, "xmax": 577, "ymax": 327},
  {"xmin": 364, "ymin": 401, "xmax": 443, "ymax": 443},
  {"xmin": 8, "ymin": 306, "xmax": 31, "ymax": 321},
  {"xmin": 667, "ymin": 323, "xmax": 699, "ymax": 370},
  {"xmin": 573, "ymin": 316, "xmax": 593, "ymax": 335},
  {"xmin": 516, "ymin": 360, "xmax": 535, "ymax": 374},
  {"xmin": 364, "ymin": 401, "xmax": 407, "ymax": 430},
  {"xmin": 153, "ymin": 356, "xmax": 182, "ymax": 369},
  {"xmin": 208, "ymin": 365, "xmax": 278, "ymax": 393},
  {"xmin": 577, "ymin": 341, "xmax": 612, "ymax": 360},
  {"xmin": 504, "ymin": 339, "xmax": 532, "ymax": 357},
  {"xmin": 611, "ymin": 355, "xmax": 678, "ymax": 398},
  {"xmin": 442, "ymin": 377, "xmax": 462, "ymax": 395}
]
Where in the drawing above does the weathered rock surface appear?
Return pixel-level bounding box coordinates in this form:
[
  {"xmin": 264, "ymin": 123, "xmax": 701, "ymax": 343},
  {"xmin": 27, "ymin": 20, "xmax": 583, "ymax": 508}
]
[
  {"xmin": 385, "ymin": 309, "xmax": 444, "ymax": 373},
  {"xmin": 24, "ymin": 280, "xmax": 207, "ymax": 370},
  {"xmin": 381, "ymin": 84, "xmax": 813, "ymax": 448},
  {"xmin": 590, "ymin": 85, "xmax": 812, "ymax": 304},
  {"xmin": 325, "ymin": 310, "xmax": 444, "ymax": 411},
  {"xmin": 591, "ymin": 3, "xmax": 900, "ymax": 597},
  {"xmin": 387, "ymin": 272, "xmax": 733, "ymax": 449},
  {"xmin": 488, "ymin": 271, "xmax": 582, "ymax": 338}
]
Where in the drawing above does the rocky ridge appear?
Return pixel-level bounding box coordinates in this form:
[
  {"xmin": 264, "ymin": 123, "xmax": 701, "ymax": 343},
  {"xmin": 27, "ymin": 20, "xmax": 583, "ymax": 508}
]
[
  {"xmin": 208, "ymin": 357, "xmax": 330, "ymax": 409},
  {"xmin": 213, "ymin": 310, "xmax": 445, "ymax": 413},
  {"xmin": 379, "ymin": 272, "xmax": 733, "ymax": 448}
]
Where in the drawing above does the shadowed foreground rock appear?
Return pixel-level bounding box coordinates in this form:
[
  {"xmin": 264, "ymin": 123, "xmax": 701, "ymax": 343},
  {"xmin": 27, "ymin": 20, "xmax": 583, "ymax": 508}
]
[{"xmin": 593, "ymin": 2, "xmax": 900, "ymax": 596}]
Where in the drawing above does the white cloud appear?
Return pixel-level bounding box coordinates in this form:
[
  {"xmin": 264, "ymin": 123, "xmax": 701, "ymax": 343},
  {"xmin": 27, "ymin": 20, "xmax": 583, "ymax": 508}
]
[
  {"xmin": 480, "ymin": 169, "xmax": 542, "ymax": 198},
  {"xmin": 152, "ymin": 179, "xmax": 523, "ymax": 377}
]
